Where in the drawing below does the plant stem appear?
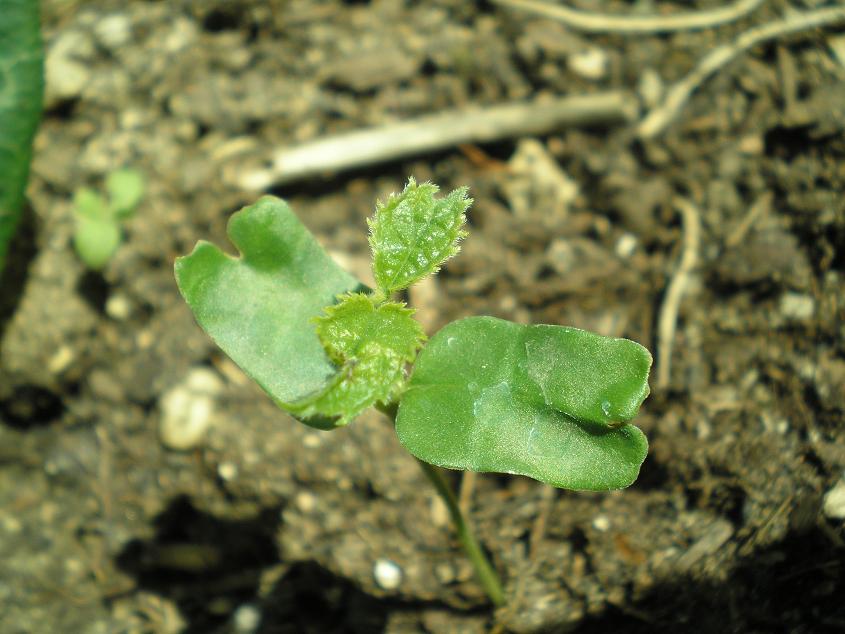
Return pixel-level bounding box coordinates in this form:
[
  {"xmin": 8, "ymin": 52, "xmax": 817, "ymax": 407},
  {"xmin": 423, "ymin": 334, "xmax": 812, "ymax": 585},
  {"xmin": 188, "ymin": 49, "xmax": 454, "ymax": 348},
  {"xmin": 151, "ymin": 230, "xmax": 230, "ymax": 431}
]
[
  {"xmin": 416, "ymin": 459, "xmax": 506, "ymax": 606},
  {"xmin": 377, "ymin": 401, "xmax": 505, "ymax": 605}
]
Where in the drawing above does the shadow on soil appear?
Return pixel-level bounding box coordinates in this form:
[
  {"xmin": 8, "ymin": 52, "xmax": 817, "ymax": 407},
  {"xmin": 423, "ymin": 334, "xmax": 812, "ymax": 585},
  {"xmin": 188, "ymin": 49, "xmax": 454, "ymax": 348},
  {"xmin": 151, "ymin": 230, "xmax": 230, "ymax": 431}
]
[
  {"xmin": 577, "ymin": 525, "xmax": 845, "ymax": 634},
  {"xmin": 115, "ymin": 498, "xmax": 843, "ymax": 633},
  {"xmin": 114, "ymin": 495, "xmax": 392, "ymax": 633},
  {"xmin": 115, "ymin": 495, "xmax": 282, "ymax": 632}
]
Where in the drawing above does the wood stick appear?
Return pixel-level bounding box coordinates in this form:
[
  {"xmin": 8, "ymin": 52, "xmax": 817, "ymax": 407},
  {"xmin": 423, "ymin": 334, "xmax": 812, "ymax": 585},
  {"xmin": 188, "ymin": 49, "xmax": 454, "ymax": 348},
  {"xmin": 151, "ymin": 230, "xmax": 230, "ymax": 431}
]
[
  {"xmin": 638, "ymin": 6, "xmax": 845, "ymax": 139},
  {"xmin": 233, "ymin": 92, "xmax": 638, "ymax": 190},
  {"xmin": 492, "ymin": 0, "xmax": 763, "ymax": 35}
]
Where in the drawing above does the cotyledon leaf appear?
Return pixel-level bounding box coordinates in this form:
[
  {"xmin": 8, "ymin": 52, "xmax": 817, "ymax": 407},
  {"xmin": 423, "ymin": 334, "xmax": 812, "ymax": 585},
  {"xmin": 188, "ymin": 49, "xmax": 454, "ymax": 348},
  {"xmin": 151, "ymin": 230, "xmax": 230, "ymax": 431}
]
[
  {"xmin": 0, "ymin": 0, "xmax": 44, "ymax": 274},
  {"xmin": 174, "ymin": 196, "xmax": 362, "ymax": 430},
  {"xmin": 395, "ymin": 316, "xmax": 652, "ymax": 490}
]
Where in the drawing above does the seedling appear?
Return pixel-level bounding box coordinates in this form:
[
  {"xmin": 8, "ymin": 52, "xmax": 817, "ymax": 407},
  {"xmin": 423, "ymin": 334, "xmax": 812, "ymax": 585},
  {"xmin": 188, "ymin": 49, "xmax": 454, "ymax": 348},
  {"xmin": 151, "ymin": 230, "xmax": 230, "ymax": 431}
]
[
  {"xmin": 175, "ymin": 179, "xmax": 652, "ymax": 605},
  {"xmin": 73, "ymin": 168, "xmax": 144, "ymax": 269}
]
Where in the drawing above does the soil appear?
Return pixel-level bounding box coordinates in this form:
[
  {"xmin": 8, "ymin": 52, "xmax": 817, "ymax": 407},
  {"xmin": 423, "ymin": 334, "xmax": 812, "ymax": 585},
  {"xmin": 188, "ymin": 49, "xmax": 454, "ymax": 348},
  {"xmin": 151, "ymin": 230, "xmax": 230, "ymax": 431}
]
[{"xmin": 2, "ymin": 1, "xmax": 844, "ymax": 632}]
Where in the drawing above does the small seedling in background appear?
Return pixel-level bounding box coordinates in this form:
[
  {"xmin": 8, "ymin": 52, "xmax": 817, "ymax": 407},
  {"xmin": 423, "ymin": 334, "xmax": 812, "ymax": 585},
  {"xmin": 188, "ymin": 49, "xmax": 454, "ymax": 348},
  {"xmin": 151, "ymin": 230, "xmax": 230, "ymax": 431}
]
[
  {"xmin": 175, "ymin": 179, "xmax": 652, "ymax": 606},
  {"xmin": 73, "ymin": 168, "xmax": 144, "ymax": 270}
]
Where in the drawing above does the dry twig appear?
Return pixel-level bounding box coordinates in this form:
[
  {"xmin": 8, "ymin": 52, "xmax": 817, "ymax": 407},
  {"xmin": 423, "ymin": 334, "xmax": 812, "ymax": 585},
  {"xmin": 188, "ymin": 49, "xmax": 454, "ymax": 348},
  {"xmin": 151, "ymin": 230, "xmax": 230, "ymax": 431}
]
[
  {"xmin": 638, "ymin": 6, "xmax": 845, "ymax": 139},
  {"xmin": 491, "ymin": 0, "xmax": 764, "ymax": 34},
  {"xmin": 725, "ymin": 192, "xmax": 772, "ymax": 249},
  {"xmin": 229, "ymin": 93, "xmax": 638, "ymax": 190},
  {"xmin": 656, "ymin": 197, "xmax": 701, "ymax": 390}
]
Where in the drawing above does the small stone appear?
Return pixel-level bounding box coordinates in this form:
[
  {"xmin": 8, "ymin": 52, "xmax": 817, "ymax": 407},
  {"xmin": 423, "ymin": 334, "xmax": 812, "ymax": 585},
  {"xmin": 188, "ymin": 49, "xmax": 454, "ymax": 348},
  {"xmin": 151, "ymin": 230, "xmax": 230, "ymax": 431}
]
[
  {"xmin": 638, "ymin": 68, "xmax": 664, "ymax": 107},
  {"xmin": 105, "ymin": 294, "xmax": 132, "ymax": 320},
  {"xmin": 94, "ymin": 14, "xmax": 132, "ymax": 49},
  {"xmin": 569, "ymin": 47, "xmax": 608, "ymax": 80},
  {"xmin": 302, "ymin": 433, "xmax": 322, "ymax": 449},
  {"xmin": 159, "ymin": 368, "xmax": 223, "ymax": 451},
  {"xmin": 48, "ymin": 345, "xmax": 75, "ymax": 374},
  {"xmin": 779, "ymin": 292, "xmax": 815, "ymax": 321},
  {"xmin": 217, "ymin": 461, "xmax": 238, "ymax": 482},
  {"xmin": 44, "ymin": 29, "xmax": 94, "ymax": 105},
  {"xmin": 373, "ymin": 558, "xmax": 403, "ymax": 591},
  {"xmin": 739, "ymin": 134, "xmax": 764, "ymax": 155},
  {"xmin": 434, "ymin": 562, "xmax": 455, "ymax": 584},
  {"xmin": 592, "ymin": 515, "xmax": 611, "ymax": 532},
  {"xmin": 615, "ymin": 233, "xmax": 638, "ymax": 259},
  {"xmin": 823, "ymin": 477, "xmax": 845, "ymax": 520},
  {"xmin": 295, "ymin": 491, "xmax": 316, "ymax": 513},
  {"xmin": 232, "ymin": 603, "xmax": 261, "ymax": 633}
]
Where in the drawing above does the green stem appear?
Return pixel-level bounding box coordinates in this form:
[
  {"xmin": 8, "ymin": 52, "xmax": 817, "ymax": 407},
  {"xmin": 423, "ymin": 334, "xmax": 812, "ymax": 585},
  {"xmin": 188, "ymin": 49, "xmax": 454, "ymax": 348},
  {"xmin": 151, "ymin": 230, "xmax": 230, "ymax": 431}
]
[
  {"xmin": 416, "ymin": 459, "xmax": 506, "ymax": 607},
  {"xmin": 376, "ymin": 401, "xmax": 504, "ymax": 605}
]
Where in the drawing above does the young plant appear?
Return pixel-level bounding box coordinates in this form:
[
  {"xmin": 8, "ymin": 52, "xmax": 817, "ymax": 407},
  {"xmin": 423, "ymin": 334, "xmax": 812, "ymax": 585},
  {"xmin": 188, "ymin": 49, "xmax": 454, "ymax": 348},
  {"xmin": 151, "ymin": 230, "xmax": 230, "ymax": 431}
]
[
  {"xmin": 175, "ymin": 179, "xmax": 651, "ymax": 605},
  {"xmin": 73, "ymin": 168, "xmax": 145, "ymax": 269}
]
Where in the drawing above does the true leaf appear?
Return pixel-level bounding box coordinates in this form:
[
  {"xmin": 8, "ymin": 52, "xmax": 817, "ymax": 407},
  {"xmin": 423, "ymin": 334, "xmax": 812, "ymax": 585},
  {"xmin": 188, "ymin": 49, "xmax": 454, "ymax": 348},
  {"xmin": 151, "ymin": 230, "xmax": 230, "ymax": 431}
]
[
  {"xmin": 368, "ymin": 178, "xmax": 470, "ymax": 294},
  {"xmin": 284, "ymin": 293, "xmax": 425, "ymax": 425},
  {"xmin": 395, "ymin": 316, "xmax": 652, "ymax": 490},
  {"xmin": 0, "ymin": 0, "xmax": 44, "ymax": 274},
  {"xmin": 175, "ymin": 196, "xmax": 362, "ymax": 430},
  {"xmin": 314, "ymin": 292, "xmax": 425, "ymax": 365}
]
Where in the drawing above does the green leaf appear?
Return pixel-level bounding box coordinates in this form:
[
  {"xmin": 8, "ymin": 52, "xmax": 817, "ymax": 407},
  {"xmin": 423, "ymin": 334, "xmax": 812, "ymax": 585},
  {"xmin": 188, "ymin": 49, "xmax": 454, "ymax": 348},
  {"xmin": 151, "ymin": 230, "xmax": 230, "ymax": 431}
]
[
  {"xmin": 314, "ymin": 293, "xmax": 425, "ymax": 365},
  {"xmin": 74, "ymin": 216, "xmax": 121, "ymax": 270},
  {"xmin": 73, "ymin": 187, "xmax": 109, "ymax": 221},
  {"xmin": 368, "ymin": 178, "xmax": 470, "ymax": 295},
  {"xmin": 284, "ymin": 293, "xmax": 425, "ymax": 425},
  {"xmin": 106, "ymin": 168, "xmax": 145, "ymax": 217},
  {"xmin": 0, "ymin": 0, "xmax": 44, "ymax": 274},
  {"xmin": 395, "ymin": 316, "xmax": 652, "ymax": 490},
  {"xmin": 175, "ymin": 196, "xmax": 362, "ymax": 430}
]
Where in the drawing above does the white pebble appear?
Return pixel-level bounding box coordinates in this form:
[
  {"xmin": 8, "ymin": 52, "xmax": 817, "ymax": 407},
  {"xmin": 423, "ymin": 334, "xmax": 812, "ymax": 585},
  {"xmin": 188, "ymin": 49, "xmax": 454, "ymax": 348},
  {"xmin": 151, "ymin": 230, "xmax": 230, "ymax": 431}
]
[
  {"xmin": 232, "ymin": 603, "xmax": 261, "ymax": 633},
  {"xmin": 105, "ymin": 294, "xmax": 132, "ymax": 320},
  {"xmin": 373, "ymin": 558, "xmax": 403, "ymax": 591},
  {"xmin": 615, "ymin": 233, "xmax": 638, "ymax": 259},
  {"xmin": 592, "ymin": 515, "xmax": 611, "ymax": 532},
  {"xmin": 638, "ymin": 68, "xmax": 664, "ymax": 107},
  {"xmin": 295, "ymin": 491, "xmax": 316, "ymax": 513},
  {"xmin": 94, "ymin": 14, "xmax": 132, "ymax": 49},
  {"xmin": 779, "ymin": 292, "xmax": 815, "ymax": 321},
  {"xmin": 217, "ymin": 461, "xmax": 238, "ymax": 482},
  {"xmin": 159, "ymin": 368, "xmax": 223, "ymax": 451},
  {"xmin": 823, "ymin": 476, "xmax": 845, "ymax": 520},
  {"xmin": 48, "ymin": 345, "xmax": 75, "ymax": 374},
  {"xmin": 569, "ymin": 47, "xmax": 608, "ymax": 80}
]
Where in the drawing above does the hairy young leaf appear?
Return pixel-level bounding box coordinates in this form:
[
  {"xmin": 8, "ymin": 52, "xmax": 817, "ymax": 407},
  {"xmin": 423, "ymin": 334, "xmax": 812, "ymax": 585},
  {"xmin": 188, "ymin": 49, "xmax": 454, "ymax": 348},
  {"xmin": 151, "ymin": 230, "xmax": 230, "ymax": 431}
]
[
  {"xmin": 175, "ymin": 196, "xmax": 362, "ymax": 430},
  {"xmin": 368, "ymin": 178, "xmax": 470, "ymax": 294},
  {"xmin": 0, "ymin": 0, "xmax": 43, "ymax": 274},
  {"xmin": 314, "ymin": 293, "xmax": 425, "ymax": 365},
  {"xmin": 284, "ymin": 293, "xmax": 425, "ymax": 425},
  {"xmin": 396, "ymin": 317, "xmax": 652, "ymax": 490}
]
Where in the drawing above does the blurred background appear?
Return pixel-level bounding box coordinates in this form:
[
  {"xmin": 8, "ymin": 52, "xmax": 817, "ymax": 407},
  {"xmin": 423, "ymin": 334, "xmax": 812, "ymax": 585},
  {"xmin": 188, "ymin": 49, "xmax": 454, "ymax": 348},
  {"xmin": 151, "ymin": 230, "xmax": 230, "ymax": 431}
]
[{"xmin": 1, "ymin": 0, "xmax": 844, "ymax": 632}]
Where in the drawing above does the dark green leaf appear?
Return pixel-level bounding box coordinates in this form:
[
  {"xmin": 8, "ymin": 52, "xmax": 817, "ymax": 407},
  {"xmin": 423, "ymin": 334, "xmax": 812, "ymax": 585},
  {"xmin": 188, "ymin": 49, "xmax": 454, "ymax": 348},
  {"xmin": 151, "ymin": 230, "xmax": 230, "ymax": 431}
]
[
  {"xmin": 175, "ymin": 196, "xmax": 362, "ymax": 430},
  {"xmin": 396, "ymin": 316, "xmax": 651, "ymax": 490},
  {"xmin": 0, "ymin": 0, "xmax": 44, "ymax": 274}
]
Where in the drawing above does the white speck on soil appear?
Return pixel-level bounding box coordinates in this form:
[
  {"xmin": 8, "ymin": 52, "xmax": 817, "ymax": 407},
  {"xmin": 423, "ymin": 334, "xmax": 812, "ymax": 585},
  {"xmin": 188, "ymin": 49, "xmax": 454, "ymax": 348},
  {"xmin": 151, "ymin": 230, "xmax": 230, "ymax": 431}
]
[
  {"xmin": 373, "ymin": 558, "xmax": 403, "ymax": 591},
  {"xmin": 823, "ymin": 476, "xmax": 845, "ymax": 520},
  {"xmin": 159, "ymin": 367, "xmax": 223, "ymax": 451}
]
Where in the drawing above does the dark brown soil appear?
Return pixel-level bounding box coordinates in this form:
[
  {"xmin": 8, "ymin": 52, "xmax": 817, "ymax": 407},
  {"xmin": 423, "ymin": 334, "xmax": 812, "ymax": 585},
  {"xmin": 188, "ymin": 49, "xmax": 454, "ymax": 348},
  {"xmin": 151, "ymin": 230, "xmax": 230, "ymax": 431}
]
[{"xmin": 2, "ymin": 1, "xmax": 844, "ymax": 632}]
